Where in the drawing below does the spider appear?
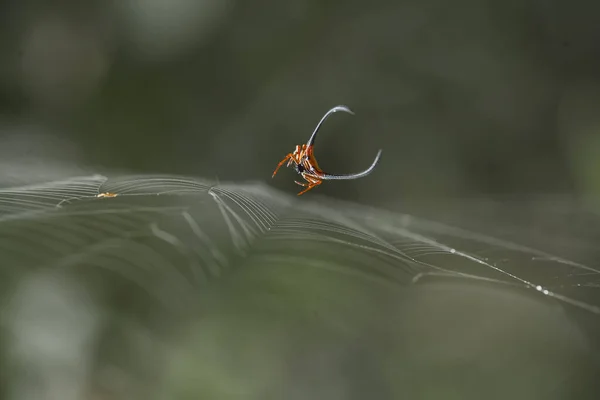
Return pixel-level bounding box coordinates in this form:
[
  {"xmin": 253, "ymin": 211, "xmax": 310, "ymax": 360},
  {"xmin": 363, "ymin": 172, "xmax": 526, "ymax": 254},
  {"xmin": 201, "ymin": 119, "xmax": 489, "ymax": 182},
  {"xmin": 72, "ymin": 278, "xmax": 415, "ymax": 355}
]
[{"xmin": 272, "ymin": 105, "xmax": 382, "ymax": 195}]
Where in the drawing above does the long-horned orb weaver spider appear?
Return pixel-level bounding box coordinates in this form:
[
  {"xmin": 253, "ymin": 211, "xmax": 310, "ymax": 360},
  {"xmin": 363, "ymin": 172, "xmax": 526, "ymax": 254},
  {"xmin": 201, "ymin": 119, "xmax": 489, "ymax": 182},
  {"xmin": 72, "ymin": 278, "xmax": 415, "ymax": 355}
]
[{"xmin": 272, "ymin": 105, "xmax": 382, "ymax": 195}]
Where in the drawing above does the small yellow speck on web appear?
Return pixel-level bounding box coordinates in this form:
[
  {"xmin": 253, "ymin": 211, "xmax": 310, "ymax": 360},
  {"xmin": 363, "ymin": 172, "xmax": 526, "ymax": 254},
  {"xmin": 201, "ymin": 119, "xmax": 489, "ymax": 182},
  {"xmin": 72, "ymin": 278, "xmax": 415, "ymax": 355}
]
[{"xmin": 96, "ymin": 192, "xmax": 118, "ymax": 198}]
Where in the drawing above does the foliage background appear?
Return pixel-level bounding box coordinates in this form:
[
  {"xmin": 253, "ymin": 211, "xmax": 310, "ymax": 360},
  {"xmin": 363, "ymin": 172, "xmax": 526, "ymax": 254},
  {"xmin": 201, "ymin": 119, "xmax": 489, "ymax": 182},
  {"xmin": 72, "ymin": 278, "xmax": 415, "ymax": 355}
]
[{"xmin": 1, "ymin": 0, "xmax": 600, "ymax": 399}]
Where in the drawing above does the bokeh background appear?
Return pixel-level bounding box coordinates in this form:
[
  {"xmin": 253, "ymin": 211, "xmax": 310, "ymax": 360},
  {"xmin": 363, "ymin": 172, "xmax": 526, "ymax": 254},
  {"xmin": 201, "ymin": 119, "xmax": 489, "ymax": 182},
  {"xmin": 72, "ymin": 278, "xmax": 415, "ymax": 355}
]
[
  {"xmin": 2, "ymin": 0, "xmax": 600, "ymax": 399},
  {"xmin": 2, "ymin": 0, "xmax": 600, "ymax": 202}
]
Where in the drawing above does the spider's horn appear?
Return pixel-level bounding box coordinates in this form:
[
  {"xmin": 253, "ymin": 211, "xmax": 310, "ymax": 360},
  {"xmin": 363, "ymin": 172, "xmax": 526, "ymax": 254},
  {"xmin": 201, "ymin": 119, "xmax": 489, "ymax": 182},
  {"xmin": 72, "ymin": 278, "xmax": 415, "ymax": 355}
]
[
  {"xmin": 306, "ymin": 105, "xmax": 354, "ymax": 147},
  {"xmin": 320, "ymin": 149, "xmax": 382, "ymax": 180}
]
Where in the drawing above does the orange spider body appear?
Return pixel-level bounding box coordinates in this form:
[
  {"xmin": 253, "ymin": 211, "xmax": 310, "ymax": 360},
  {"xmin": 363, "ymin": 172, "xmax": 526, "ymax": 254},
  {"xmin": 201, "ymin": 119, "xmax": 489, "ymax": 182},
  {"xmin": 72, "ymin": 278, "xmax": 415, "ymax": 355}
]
[
  {"xmin": 272, "ymin": 143, "xmax": 325, "ymax": 195},
  {"xmin": 272, "ymin": 105, "xmax": 382, "ymax": 195}
]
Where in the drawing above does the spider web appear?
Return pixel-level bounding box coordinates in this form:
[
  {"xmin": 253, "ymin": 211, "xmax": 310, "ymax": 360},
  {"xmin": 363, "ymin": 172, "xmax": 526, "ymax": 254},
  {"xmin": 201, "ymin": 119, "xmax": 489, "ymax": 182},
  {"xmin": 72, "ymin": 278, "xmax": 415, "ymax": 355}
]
[
  {"xmin": 2, "ymin": 174, "xmax": 600, "ymax": 399},
  {"xmin": 1, "ymin": 174, "xmax": 599, "ymax": 313}
]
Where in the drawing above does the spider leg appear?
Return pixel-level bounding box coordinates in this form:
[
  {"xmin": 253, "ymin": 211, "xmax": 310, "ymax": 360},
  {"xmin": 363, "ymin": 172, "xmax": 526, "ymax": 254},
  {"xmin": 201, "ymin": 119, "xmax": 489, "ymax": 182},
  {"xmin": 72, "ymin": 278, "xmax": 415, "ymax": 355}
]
[
  {"xmin": 296, "ymin": 168, "xmax": 313, "ymax": 187},
  {"xmin": 272, "ymin": 153, "xmax": 292, "ymax": 178},
  {"xmin": 297, "ymin": 174, "xmax": 322, "ymax": 195},
  {"xmin": 297, "ymin": 181, "xmax": 321, "ymax": 195}
]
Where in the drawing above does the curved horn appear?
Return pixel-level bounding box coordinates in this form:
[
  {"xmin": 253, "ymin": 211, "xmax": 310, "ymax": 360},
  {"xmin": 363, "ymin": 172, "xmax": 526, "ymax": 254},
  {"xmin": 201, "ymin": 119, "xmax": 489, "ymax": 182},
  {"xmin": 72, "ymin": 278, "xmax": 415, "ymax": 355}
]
[
  {"xmin": 320, "ymin": 149, "xmax": 382, "ymax": 180},
  {"xmin": 306, "ymin": 105, "xmax": 354, "ymax": 147}
]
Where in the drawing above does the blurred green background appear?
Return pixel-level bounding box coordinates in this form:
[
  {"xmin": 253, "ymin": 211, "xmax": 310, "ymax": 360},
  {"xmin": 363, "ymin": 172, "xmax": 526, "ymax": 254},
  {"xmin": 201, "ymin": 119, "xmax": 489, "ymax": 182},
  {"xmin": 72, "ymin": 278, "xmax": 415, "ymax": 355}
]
[
  {"xmin": 2, "ymin": 0, "xmax": 600, "ymax": 202},
  {"xmin": 2, "ymin": 0, "xmax": 600, "ymax": 399}
]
